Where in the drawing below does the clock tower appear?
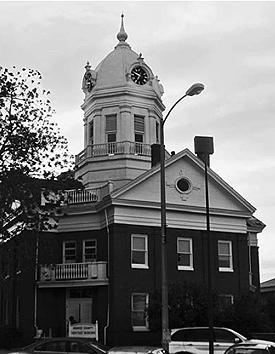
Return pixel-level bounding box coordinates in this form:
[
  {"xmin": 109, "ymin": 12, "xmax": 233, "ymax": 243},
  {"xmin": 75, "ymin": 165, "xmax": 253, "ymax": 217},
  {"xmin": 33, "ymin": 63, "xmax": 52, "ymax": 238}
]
[{"xmin": 75, "ymin": 15, "xmax": 165, "ymax": 190}]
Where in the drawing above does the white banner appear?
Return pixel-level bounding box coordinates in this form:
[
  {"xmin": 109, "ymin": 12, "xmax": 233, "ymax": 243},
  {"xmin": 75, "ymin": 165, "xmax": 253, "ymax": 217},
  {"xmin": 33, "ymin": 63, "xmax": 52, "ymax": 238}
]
[{"xmin": 69, "ymin": 322, "xmax": 98, "ymax": 340}]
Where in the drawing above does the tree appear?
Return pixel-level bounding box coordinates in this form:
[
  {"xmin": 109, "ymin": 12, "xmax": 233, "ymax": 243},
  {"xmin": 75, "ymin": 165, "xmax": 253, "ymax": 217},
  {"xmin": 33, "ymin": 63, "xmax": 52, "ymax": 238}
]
[
  {"xmin": 148, "ymin": 281, "xmax": 272, "ymax": 336},
  {"xmin": 219, "ymin": 293, "xmax": 272, "ymax": 336},
  {"xmin": 148, "ymin": 281, "xmax": 220, "ymax": 331},
  {"xmin": 0, "ymin": 66, "xmax": 75, "ymax": 240}
]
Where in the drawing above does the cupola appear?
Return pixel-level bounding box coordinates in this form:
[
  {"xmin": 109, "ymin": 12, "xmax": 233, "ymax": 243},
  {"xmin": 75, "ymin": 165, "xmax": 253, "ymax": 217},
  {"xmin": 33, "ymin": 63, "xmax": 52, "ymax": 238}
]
[{"xmin": 75, "ymin": 15, "xmax": 166, "ymax": 190}]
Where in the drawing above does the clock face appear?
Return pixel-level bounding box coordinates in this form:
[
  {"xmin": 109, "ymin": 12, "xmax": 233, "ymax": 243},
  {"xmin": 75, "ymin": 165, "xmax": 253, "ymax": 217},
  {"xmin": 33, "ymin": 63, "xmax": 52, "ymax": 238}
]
[{"xmin": 131, "ymin": 66, "xmax": 148, "ymax": 85}]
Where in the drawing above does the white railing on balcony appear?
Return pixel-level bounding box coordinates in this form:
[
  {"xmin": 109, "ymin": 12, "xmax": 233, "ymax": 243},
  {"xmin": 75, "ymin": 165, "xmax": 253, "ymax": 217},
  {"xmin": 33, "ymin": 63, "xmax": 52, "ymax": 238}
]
[
  {"xmin": 76, "ymin": 141, "xmax": 152, "ymax": 164},
  {"xmin": 40, "ymin": 262, "xmax": 107, "ymax": 282},
  {"xmin": 64, "ymin": 188, "xmax": 100, "ymax": 204}
]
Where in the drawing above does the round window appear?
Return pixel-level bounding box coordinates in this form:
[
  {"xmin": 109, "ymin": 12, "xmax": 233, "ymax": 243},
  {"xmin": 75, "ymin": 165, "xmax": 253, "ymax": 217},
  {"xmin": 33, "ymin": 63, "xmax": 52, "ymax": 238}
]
[{"xmin": 176, "ymin": 178, "xmax": 191, "ymax": 193}]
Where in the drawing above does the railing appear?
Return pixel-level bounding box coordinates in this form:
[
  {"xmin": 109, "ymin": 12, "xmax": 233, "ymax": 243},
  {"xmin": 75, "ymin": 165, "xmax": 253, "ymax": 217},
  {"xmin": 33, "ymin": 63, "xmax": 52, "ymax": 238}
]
[
  {"xmin": 76, "ymin": 141, "xmax": 152, "ymax": 164},
  {"xmin": 64, "ymin": 188, "xmax": 100, "ymax": 204},
  {"xmin": 39, "ymin": 262, "xmax": 107, "ymax": 282}
]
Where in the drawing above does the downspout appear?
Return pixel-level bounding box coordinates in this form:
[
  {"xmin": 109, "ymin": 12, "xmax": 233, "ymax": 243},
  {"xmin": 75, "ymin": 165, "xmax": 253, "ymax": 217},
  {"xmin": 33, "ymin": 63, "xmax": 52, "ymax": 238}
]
[
  {"xmin": 34, "ymin": 233, "xmax": 39, "ymax": 336},
  {"xmin": 103, "ymin": 208, "xmax": 110, "ymax": 345}
]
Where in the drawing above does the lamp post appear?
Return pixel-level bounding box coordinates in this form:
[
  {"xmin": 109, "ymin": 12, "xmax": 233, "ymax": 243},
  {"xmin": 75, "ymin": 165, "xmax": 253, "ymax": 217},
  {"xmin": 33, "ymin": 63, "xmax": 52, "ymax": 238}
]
[
  {"xmin": 194, "ymin": 136, "xmax": 214, "ymax": 354},
  {"xmin": 160, "ymin": 83, "xmax": 205, "ymax": 351}
]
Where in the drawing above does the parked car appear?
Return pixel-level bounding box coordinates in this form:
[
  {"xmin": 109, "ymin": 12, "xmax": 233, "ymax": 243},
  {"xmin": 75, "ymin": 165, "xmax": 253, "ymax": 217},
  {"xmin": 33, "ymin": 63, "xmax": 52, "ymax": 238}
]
[
  {"xmin": 9, "ymin": 337, "xmax": 109, "ymax": 354},
  {"xmin": 169, "ymin": 327, "xmax": 247, "ymax": 354},
  {"xmin": 108, "ymin": 347, "xmax": 168, "ymax": 354},
  {"xmin": 224, "ymin": 340, "xmax": 275, "ymax": 354}
]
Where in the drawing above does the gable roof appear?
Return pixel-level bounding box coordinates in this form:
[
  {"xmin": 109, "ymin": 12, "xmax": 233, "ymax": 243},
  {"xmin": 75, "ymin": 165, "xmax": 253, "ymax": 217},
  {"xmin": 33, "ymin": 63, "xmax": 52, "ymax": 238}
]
[{"xmin": 111, "ymin": 148, "xmax": 256, "ymax": 216}]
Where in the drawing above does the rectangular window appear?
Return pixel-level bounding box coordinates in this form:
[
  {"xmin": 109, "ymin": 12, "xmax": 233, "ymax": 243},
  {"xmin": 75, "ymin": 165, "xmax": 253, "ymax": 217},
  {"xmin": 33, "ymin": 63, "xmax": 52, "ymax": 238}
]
[
  {"xmin": 134, "ymin": 115, "xmax": 145, "ymax": 154},
  {"xmin": 218, "ymin": 240, "xmax": 233, "ymax": 271},
  {"xmin": 83, "ymin": 240, "xmax": 97, "ymax": 262},
  {"xmin": 177, "ymin": 238, "xmax": 193, "ymax": 270},
  {"xmin": 134, "ymin": 115, "xmax": 145, "ymax": 133},
  {"xmin": 131, "ymin": 234, "xmax": 148, "ymax": 268},
  {"xmin": 132, "ymin": 293, "xmax": 149, "ymax": 330},
  {"xmin": 89, "ymin": 121, "xmax": 94, "ymax": 144},
  {"xmin": 63, "ymin": 241, "xmax": 76, "ymax": 264},
  {"xmin": 218, "ymin": 295, "xmax": 234, "ymax": 312},
  {"xmin": 106, "ymin": 115, "xmax": 117, "ymax": 154},
  {"xmin": 156, "ymin": 121, "xmax": 159, "ymax": 143},
  {"xmin": 106, "ymin": 115, "xmax": 117, "ymax": 143}
]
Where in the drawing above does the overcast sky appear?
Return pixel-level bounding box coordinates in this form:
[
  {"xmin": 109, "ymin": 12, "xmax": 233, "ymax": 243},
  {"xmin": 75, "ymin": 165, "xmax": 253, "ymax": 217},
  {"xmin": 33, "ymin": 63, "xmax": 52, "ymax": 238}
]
[{"xmin": 1, "ymin": 1, "xmax": 275, "ymax": 282}]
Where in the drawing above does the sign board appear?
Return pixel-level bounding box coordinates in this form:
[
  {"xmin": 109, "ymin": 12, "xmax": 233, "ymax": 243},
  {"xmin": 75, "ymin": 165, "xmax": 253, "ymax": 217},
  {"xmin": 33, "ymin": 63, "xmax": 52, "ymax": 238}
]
[{"xmin": 69, "ymin": 322, "xmax": 98, "ymax": 340}]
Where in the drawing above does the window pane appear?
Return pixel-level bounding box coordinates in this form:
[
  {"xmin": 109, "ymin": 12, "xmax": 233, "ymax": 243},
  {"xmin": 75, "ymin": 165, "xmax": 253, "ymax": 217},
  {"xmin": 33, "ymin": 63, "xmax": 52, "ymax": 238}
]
[
  {"xmin": 64, "ymin": 242, "xmax": 76, "ymax": 263},
  {"xmin": 84, "ymin": 240, "xmax": 97, "ymax": 262},
  {"xmin": 132, "ymin": 250, "xmax": 145, "ymax": 264},
  {"xmin": 178, "ymin": 254, "xmax": 190, "ymax": 267},
  {"xmin": 135, "ymin": 133, "xmax": 143, "ymax": 143},
  {"xmin": 178, "ymin": 240, "xmax": 190, "ymax": 253},
  {"xmin": 44, "ymin": 341, "xmax": 66, "ymax": 352},
  {"xmin": 133, "ymin": 236, "xmax": 145, "ymax": 250},
  {"xmin": 132, "ymin": 294, "xmax": 147, "ymax": 327},
  {"xmin": 219, "ymin": 242, "xmax": 230, "ymax": 255},
  {"xmin": 107, "ymin": 133, "xmax": 116, "ymax": 142},
  {"xmin": 65, "ymin": 242, "xmax": 76, "ymax": 249},
  {"xmin": 171, "ymin": 330, "xmax": 186, "ymax": 341},
  {"xmin": 215, "ymin": 329, "xmax": 235, "ymax": 343},
  {"xmin": 219, "ymin": 256, "xmax": 230, "ymax": 268},
  {"xmin": 133, "ymin": 294, "xmax": 146, "ymax": 310}
]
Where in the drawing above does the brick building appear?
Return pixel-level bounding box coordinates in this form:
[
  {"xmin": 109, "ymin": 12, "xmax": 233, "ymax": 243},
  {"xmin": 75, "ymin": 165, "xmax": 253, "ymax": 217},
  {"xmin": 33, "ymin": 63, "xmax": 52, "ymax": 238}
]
[{"xmin": 0, "ymin": 15, "xmax": 265, "ymax": 347}]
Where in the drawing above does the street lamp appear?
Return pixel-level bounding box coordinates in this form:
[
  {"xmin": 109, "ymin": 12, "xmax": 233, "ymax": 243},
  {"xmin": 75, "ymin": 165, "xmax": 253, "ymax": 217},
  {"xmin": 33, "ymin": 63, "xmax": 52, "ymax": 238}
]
[{"xmin": 160, "ymin": 83, "xmax": 205, "ymax": 351}]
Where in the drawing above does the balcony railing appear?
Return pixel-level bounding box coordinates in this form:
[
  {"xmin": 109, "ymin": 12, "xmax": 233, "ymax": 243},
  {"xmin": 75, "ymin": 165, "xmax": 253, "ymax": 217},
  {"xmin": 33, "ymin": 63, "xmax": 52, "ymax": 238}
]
[
  {"xmin": 39, "ymin": 262, "xmax": 107, "ymax": 282},
  {"xmin": 64, "ymin": 188, "xmax": 100, "ymax": 204},
  {"xmin": 76, "ymin": 141, "xmax": 152, "ymax": 164}
]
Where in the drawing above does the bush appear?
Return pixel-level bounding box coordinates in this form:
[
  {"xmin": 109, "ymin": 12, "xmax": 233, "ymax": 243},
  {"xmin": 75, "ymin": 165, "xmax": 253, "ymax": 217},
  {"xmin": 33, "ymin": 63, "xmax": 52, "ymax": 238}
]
[{"xmin": 0, "ymin": 326, "xmax": 22, "ymax": 349}]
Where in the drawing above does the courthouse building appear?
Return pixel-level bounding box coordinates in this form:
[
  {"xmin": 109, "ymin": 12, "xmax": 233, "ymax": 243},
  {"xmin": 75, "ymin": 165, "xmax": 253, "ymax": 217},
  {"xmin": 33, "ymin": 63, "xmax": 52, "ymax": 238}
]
[{"xmin": 0, "ymin": 16, "xmax": 265, "ymax": 346}]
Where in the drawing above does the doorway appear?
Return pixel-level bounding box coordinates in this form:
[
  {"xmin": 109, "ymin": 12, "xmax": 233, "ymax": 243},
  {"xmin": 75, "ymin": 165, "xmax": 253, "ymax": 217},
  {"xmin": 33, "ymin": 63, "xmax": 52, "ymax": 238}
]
[{"xmin": 66, "ymin": 288, "xmax": 92, "ymax": 323}]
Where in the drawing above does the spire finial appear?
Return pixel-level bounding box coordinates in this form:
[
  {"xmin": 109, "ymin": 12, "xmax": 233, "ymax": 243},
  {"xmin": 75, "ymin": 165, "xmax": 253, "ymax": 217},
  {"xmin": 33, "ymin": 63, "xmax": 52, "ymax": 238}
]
[{"xmin": 117, "ymin": 13, "xmax": 128, "ymax": 43}]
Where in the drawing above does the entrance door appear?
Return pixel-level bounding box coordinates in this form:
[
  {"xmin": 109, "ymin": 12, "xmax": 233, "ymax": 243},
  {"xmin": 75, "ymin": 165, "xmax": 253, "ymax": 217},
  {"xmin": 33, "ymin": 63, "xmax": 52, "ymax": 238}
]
[{"xmin": 66, "ymin": 289, "xmax": 92, "ymax": 323}]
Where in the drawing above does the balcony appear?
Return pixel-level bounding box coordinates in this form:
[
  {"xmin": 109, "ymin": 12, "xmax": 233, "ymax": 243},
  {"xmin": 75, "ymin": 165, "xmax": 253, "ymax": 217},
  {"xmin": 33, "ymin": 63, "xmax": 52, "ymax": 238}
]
[
  {"xmin": 64, "ymin": 188, "xmax": 100, "ymax": 204},
  {"xmin": 37, "ymin": 261, "xmax": 108, "ymax": 288},
  {"xmin": 76, "ymin": 141, "xmax": 152, "ymax": 165}
]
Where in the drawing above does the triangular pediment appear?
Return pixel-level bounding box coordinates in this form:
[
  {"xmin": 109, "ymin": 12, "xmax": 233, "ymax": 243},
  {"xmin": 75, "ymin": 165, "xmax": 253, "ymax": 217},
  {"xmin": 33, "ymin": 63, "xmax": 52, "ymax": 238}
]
[{"xmin": 111, "ymin": 148, "xmax": 255, "ymax": 216}]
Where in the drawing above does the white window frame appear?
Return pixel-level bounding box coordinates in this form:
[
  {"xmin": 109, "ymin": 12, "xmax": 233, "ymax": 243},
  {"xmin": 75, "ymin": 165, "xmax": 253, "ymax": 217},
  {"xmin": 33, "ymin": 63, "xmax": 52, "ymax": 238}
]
[
  {"xmin": 218, "ymin": 240, "xmax": 233, "ymax": 272},
  {"xmin": 218, "ymin": 294, "xmax": 234, "ymax": 311},
  {"xmin": 131, "ymin": 293, "xmax": 149, "ymax": 331},
  {"xmin": 177, "ymin": 237, "xmax": 194, "ymax": 270},
  {"xmin": 131, "ymin": 234, "xmax": 148, "ymax": 269},
  {"xmin": 82, "ymin": 239, "xmax": 97, "ymax": 263},
  {"xmin": 63, "ymin": 241, "xmax": 76, "ymax": 264},
  {"xmin": 106, "ymin": 114, "xmax": 117, "ymax": 143}
]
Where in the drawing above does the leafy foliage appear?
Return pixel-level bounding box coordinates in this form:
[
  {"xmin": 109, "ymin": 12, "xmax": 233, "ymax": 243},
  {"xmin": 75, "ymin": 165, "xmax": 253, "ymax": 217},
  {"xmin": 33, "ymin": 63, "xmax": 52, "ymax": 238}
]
[
  {"xmin": 217, "ymin": 293, "xmax": 272, "ymax": 336},
  {"xmin": 148, "ymin": 281, "xmax": 220, "ymax": 331},
  {"xmin": 0, "ymin": 66, "xmax": 75, "ymax": 240},
  {"xmin": 148, "ymin": 281, "xmax": 273, "ymax": 336}
]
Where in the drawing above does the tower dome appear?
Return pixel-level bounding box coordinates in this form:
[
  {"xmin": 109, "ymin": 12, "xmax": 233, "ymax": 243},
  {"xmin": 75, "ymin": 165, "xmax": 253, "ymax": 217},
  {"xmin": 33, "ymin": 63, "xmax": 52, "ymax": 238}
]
[{"xmin": 82, "ymin": 14, "xmax": 164, "ymax": 97}]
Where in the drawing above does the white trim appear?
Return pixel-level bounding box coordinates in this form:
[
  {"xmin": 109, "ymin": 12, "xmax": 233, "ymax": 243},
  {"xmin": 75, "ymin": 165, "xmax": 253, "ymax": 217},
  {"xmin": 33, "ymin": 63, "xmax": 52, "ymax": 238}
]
[
  {"xmin": 131, "ymin": 234, "xmax": 148, "ymax": 269},
  {"xmin": 177, "ymin": 237, "xmax": 194, "ymax": 271},
  {"xmin": 82, "ymin": 239, "xmax": 97, "ymax": 263},
  {"xmin": 131, "ymin": 293, "xmax": 149, "ymax": 330},
  {"xmin": 63, "ymin": 241, "xmax": 76, "ymax": 264},
  {"xmin": 218, "ymin": 240, "xmax": 233, "ymax": 272}
]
